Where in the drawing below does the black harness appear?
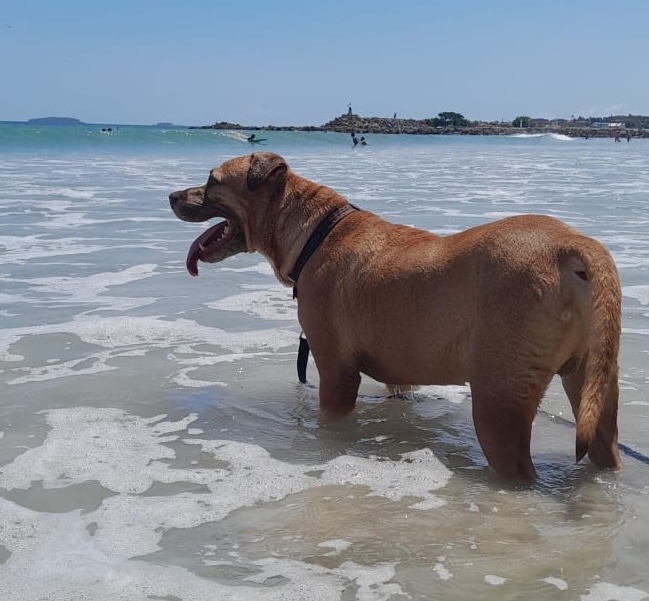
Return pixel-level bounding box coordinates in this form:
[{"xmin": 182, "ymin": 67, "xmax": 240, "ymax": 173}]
[{"xmin": 289, "ymin": 204, "xmax": 359, "ymax": 383}]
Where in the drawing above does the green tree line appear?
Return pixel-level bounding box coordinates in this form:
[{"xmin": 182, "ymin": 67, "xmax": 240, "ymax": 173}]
[
  {"xmin": 425, "ymin": 112, "xmax": 649, "ymax": 129},
  {"xmin": 425, "ymin": 112, "xmax": 469, "ymax": 127}
]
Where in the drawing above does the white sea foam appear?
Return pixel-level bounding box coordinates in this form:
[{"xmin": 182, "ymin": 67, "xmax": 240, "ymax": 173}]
[
  {"xmin": 206, "ymin": 286, "xmax": 296, "ymax": 321},
  {"xmin": 219, "ymin": 130, "xmax": 251, "ymax": 143},
  {"xmin": 0, "ymin": 406, "xmax": 450, "ymax": 600},
  {"xmin": 623, "ymin": 285, "xmax": 649, "ymax": 305},
  {"xmin": 484, "ymin": 574, "xmax": 507, "ymax": 585},
  {"xmin": 169, "ymin": 368, "xmax": 228, "ymax": 389},
  {"xmin": 168, "ymin": 350, "xmax": 294, "ymax": 388},
  {"xmin": 1, "ymin": 315, "xmax": 297, "ymax": 382},
  {"xmin": 318, "ymin": 539, "xmax": 352, "ymax": 556},
  {"xmin": 40, "ymin": 187, "xmax": 98, "ymax": 200},
  {"xmin": 0, "ymin": 234, "xmax": 106, "ymax": 264},
  {"xmin": 222, "ymin": 261, "xmax": 275, "ymax": 275},
  {"xmin": 14, "ymin": 264, "xmax": 159, "ymax": 310},
  {"xmin": 433, "ymin": 562, "xmax": 454, "ymax": 581},
  {"xmin": 622, "ymin": 327, "xmax": 649, "ymax": 337},
  {"xmin": 416, "ymin": 385, "xmax": 470, "ymax": 404},
  {"xmin": 580, "ymin": 582, "xmax": 649, "ymax": 601},
  {"xmin": 0, "ymin": 497, "xmax": 383, "ymax": 601},
  {"xmin": 541, "ymin": 576, "xmax": 568, "ymax": 591},
  {"xmin": 7, "ymin": 353, "xmax": 118, "ymax": 384},
  {"xmin": 509, "ymin": 132, "xmax": 573, "ymax": 141},
  {"xmin": 510, "ymin": 133, "xmax": 545, "ymax": 139}
]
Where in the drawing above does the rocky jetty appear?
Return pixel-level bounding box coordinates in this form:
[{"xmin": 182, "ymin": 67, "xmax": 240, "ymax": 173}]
[
  {"xmin": 322, "ymin": 113, "xmax": 648, "ymax": 138},
  {"xmin": 191, "ymin": 114, "xmax": 648, "ymax": 139}
]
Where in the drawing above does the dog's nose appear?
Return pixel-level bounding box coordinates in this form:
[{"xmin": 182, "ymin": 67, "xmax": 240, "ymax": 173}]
[{"xmin": 169, "ymin": 191, "xmax": 182, "ymax": 207}]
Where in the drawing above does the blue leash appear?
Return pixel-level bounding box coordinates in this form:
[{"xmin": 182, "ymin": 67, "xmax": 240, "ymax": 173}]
[
  {"xmin": 538, "ymin": 409, "xmax": 649, "ymax": 466},
  {"xmin": 618, "ymin": 442, "xmax": 649, "ymax": 465}
]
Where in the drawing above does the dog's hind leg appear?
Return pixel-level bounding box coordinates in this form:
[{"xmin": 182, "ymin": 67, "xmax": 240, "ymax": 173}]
[
  {"xmin": 561, "ymin": 364, "xmax": 621, "ymax": 469},
  {"xmin": 470, "ymin": 386, "xmax": 537, "ymax": 481},
  {"xmin": 588, "ymin": 377, "xmax": 621, "ymax": 469}
]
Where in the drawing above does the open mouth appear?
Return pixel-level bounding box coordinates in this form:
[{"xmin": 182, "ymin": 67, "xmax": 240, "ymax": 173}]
[{"xmin": 186, "ymin": 217, "xmax": 246, "ymax": 276}]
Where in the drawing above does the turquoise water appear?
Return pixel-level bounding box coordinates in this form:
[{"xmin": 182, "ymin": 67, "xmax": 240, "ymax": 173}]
[
  {"xmin": 0, "ymin": 121, "xmax": 377, "ymax": 155},
  {"xmin": 0, "ymin": 120, "xmax": 587, "ymax": 154},
  {"xmin": 1, "ymin": 123, "xmax": 649, "ymax": 600}
]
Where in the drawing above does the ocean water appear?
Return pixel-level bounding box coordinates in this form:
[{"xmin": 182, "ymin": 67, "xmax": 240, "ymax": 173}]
[{"xmin": 1, "ymin": 122, "xmax": 649, "ymax": 600}]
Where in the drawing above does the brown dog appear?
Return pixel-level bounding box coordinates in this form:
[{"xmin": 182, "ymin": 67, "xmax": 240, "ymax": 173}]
[{"xmin": 169, "ymin": 152, "xmax": 622, "ymax": 481}]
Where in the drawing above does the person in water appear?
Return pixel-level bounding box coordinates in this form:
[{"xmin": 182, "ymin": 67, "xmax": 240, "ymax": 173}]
[
  {"xmin": 247, "ymin": 133, "xmax": 267, "ymax": 144},
  {"xmin": 351, "ymin": 132, "xmax": 367, "ymax": 147}
]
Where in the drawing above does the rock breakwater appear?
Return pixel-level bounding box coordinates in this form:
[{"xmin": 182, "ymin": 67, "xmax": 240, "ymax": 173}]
[{"xmin": 191, "ymin": 113, "xmax": 648, "ymax": 139}]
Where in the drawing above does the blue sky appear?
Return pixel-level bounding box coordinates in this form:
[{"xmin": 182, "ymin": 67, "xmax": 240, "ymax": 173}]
[{"xmin": 1, "ymin": 0, "xmax": 647, "ymax": 126}]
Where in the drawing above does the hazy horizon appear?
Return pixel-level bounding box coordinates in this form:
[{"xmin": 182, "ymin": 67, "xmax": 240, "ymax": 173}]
[{"xmin": 3, "ymin": 110, "xmax": 646, "ymax": 129}]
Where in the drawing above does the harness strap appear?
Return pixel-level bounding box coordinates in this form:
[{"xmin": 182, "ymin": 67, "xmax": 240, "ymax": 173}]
[
  {"xmin": 288, "ymin": 204, "xmax": 359, "ymax": 284},
  {"xmin": 291, "ymin": 204, "xmax": 359, "ymax": 383}
]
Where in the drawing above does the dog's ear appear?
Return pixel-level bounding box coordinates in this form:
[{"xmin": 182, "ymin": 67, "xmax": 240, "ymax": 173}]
[{"xmin": 246, "ymin": 153, "xmax": 288, "ymax": 192}]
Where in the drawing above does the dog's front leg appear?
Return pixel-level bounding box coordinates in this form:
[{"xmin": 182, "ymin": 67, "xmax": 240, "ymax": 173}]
[{"xmin": 317, "ymin": 363, "xmax": 361, "ymax": 416}]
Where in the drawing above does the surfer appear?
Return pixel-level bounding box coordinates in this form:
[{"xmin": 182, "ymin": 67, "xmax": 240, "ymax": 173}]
[{"xmin": 247, "ymin": 134, "xmax": 267, "ymax": 144}]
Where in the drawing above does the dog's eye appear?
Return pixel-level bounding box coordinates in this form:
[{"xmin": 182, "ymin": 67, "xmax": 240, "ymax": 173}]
[{"xmin": 207, "ymin": 167, "xmax": 226, "ymax": 187}]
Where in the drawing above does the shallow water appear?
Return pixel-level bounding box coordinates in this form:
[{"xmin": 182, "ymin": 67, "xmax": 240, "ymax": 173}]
[{"xmin": 1, "ymin": 125, "xmax": 648, "ymax": 600}]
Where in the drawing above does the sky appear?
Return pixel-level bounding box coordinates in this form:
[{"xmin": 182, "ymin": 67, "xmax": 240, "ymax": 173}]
[{"xmin": 1, "ymin": 0, "xmax": 648, "ymax": 126}]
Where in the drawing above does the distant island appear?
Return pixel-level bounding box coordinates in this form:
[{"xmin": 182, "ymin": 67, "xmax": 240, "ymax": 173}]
[
  {"xmin": 27, "ymin": 117, "xmax": 85, "ymax": 126},
  {"xmin": 24, "ymin": 117, "xmax": 178, "ymax": 128},
  {"xmin": 191, "ymin": 111, "xmax": 649, "ymax": 139}
]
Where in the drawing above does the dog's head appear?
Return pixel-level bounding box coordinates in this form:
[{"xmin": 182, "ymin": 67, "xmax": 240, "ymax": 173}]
[{"xmin": 169, "ymin": 152, "xmax": 288, "ymax": 276}]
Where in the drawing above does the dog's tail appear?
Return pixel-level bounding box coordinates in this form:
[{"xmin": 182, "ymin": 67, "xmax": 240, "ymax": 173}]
[{"xmin": 573, "ymin": 240, "xmax": 621, "ymax": 464}]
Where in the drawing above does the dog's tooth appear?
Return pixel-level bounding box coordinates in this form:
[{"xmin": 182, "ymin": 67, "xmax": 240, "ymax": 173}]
[{"xmin": 198, "ymin": 242, "xmax": 205, "ymax": 251}]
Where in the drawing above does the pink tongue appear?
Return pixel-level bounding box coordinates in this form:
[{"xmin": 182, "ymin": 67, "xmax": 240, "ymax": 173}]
[
  {"xmin": 185, "ymin": 221, "xmax": 227, "ymax": 277},
  {"xmin": 186, "ymin": 244, "xmax": 201, "ymax": 277}
]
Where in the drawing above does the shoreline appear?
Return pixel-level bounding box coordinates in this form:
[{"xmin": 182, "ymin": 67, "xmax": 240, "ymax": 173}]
[{"xmin": 191, "ymin": 113, "xmax": 649, "ymax": 139}]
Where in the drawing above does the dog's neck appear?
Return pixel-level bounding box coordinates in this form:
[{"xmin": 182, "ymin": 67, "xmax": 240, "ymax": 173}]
[
  {"xmin": 264, "ymin": 174, "xmax": 356, "ymax": 287},
  {"xmin": 288, "ymin": 203, "xmax": 359, "ymax": 285}
]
